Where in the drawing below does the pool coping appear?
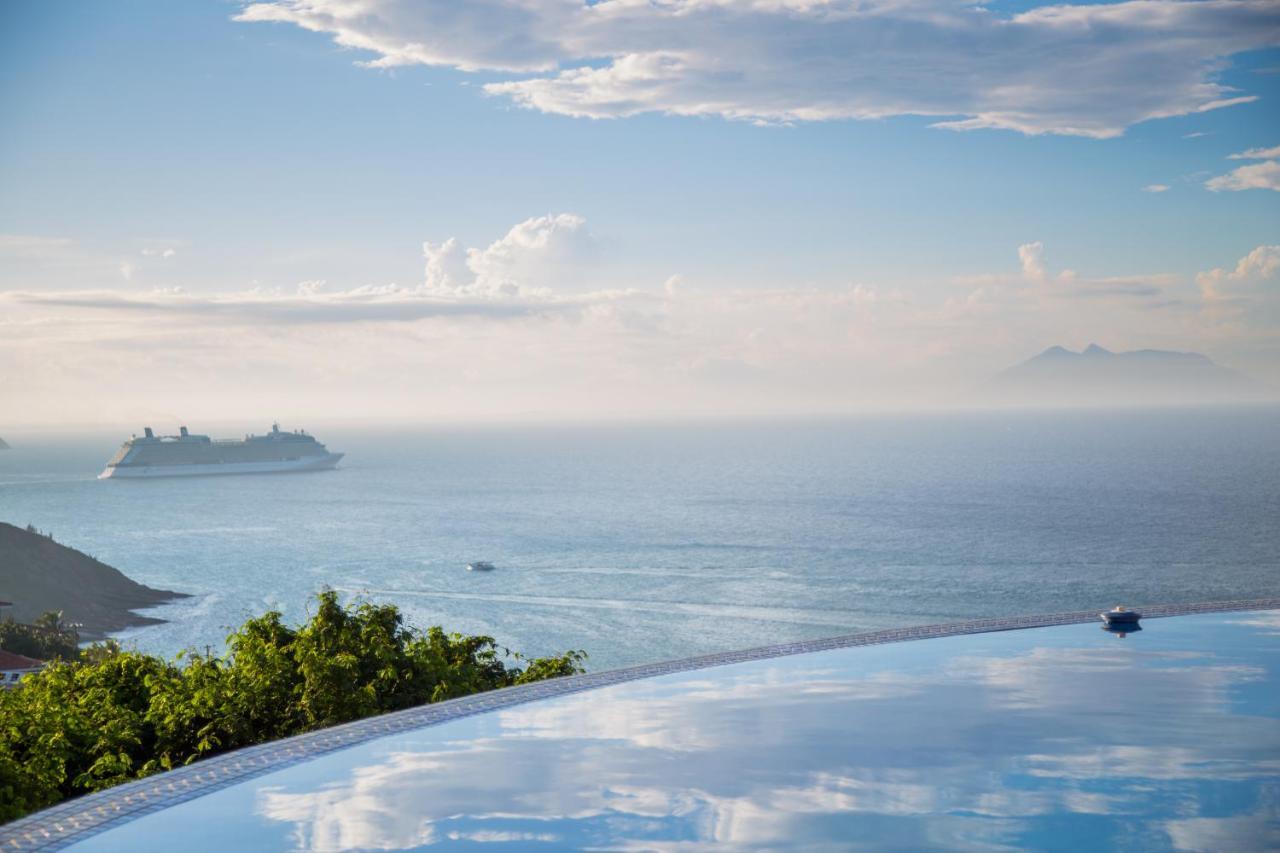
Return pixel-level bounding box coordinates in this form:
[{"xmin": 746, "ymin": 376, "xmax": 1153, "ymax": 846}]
[{"xmin": 3, "ymin": 597, "xmax": 1278, "ymax": 850}]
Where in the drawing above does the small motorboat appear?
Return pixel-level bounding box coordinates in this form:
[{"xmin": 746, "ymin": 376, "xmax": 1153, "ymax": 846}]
[
  {"xmin": 1100, "ymin": 605, "xmax": 1141, "ymax": 626},
  {"xmin": 467, "ymin": 561, "xmax": 496, "ymax": 572}
]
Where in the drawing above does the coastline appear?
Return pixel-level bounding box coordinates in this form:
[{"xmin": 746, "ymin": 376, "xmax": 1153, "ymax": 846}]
[{"xmin": 0, "ymin": 522, "xmax": 188, "ymax": 641}]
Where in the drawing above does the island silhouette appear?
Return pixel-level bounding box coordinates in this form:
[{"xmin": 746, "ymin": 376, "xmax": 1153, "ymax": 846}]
[{"xmin": 983, "ymin": 344, "xmax": 1267, "ymax": 406}]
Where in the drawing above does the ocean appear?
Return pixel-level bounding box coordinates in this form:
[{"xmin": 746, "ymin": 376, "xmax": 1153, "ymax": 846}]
[{"xmin": 1, "ymin": 407, "xmax": 1277, "ymax": 671}]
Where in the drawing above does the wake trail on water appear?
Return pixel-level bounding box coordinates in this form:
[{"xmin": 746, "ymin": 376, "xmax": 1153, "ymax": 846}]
[{"xmin": 332, "ymin": 587, "xmax": 863, "ymax": 629}]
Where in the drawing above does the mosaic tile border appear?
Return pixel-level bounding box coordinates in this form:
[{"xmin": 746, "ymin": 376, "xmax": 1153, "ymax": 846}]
[{"xmin": 3, "ymin": 597, "xmax": 1278, "ymax": 850}]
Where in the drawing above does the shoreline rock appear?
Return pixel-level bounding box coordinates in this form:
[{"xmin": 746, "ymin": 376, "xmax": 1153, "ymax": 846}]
[{"xmin": 0, "ymin": 522, "xmax": 188, "ymax": 641}]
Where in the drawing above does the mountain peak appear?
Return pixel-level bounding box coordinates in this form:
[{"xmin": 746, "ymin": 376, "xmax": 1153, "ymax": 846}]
[{"xmin": 987, "ymin": 344, "xmax": 1264, "ymax": 406}]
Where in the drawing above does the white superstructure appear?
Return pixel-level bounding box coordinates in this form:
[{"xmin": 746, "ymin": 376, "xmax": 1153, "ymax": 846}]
[{"xmin": 99, "ymin": 424, "xmax": 343, "ymax": 479}]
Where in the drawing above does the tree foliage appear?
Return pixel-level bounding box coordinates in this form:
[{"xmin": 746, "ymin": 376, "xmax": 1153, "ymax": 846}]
[
  {"xmin": 0, "ymin": 591, "xmax": 585, "ymax": 823},
  {"xmin": 0, "ymin": 612, "xmax": 80, "ymax": 661}
]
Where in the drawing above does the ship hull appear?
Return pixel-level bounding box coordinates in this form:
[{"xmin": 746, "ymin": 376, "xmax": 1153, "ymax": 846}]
[{"xmin": 99, "ymin": 453, "xmax": 343, "ymax": 480}]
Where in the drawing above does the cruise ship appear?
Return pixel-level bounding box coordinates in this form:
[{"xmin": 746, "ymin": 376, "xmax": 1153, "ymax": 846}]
[{"xmin": 99, "ymin": 424, "xmax": 343, "ymax": 479}]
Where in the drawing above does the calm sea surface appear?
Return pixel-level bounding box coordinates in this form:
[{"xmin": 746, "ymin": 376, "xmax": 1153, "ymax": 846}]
[{"xmin": 1, "ymin": 408, "xmax": 1277, "ymax": 670}]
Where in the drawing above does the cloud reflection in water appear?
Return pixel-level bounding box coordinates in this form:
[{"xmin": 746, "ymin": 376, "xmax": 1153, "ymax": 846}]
[{"xmin": 255, "ymin": 621, "xmax": 1280, "ymax": 851}]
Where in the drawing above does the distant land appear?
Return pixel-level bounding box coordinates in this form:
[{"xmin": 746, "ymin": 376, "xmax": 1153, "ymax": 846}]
[
  {"xmin": 0, "ymin": 522, "xmax": 188, "ymax": 640},
  {"xmin": 983, "ymin": 344, "xmax": 1268, "ymax": 407},
  {"xmin": 0, "ymin": 437, "xmax": 8, "ymax": 450}
]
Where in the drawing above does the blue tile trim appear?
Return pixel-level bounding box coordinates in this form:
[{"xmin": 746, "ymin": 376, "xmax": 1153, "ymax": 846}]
[{"xmin": 2, "ymin": 598, "xmax": 1277, "ymax": 850}]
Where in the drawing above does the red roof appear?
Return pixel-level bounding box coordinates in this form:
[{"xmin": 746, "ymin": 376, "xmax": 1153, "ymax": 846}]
[{"xmin": 0, "ymin": 649, "xmax": 44, "ymax": 669}]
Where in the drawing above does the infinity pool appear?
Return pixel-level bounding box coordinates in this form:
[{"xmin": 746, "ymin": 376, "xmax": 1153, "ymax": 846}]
[{"xmin": 8, "ymin": 607, "xmax": 1280, "ymax": 851}]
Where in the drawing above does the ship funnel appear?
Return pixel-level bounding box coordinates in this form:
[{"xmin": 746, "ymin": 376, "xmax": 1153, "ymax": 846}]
[
  {"xmin": 180, "ymin": 426, "xmax": 189, "ymax": 437},
  {"xmin": 144, "ymin": 427, "xmax": 154, "ymax": 439}
]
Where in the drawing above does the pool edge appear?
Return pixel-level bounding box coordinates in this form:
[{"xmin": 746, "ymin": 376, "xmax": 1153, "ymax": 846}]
[{"xmin": 4, "ymin": 597, "xmax": 1278, "ymax": 851}]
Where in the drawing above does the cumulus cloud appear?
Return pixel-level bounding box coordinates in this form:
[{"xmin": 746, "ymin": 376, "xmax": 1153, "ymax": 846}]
[
  {"xmin": 1143, "ymin": 184, "xmax": 1170, "ymax": 193},
  {"xmin": 424, "ymin": 213, "xmax": 593, "ymax": 298},
  {"xmin": 4, "ymin": 214, "xmax": 602, "ymax": 325},
  {"xmin": 1196, "ymin": 244, "xmax": 1280, "ymax": 302},
  {"xmin": 141, "ymin": 247, "xmax": 177, "ymax": 259},
  {"xmin": 235, "ymin": 0, "xmax": 1280, "ymax": 138},
  {"xmin": 1018, "ymin": 242, "xmax": 1047, "ymax": 282}
]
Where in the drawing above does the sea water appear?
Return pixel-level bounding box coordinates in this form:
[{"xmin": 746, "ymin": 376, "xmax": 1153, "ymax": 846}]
[{"xmin": 1, "ymin": 408, "xmax": 1277, "ymax": 670}]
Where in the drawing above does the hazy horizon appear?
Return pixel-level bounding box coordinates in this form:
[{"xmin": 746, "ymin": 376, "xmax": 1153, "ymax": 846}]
[
  {"xmin": 1, "ymin": 339, "xmax": 1277, "ymax": 432},
  {"xmin": 3, "ymin": 1, "xmax": 1278, "ymax": 427}
]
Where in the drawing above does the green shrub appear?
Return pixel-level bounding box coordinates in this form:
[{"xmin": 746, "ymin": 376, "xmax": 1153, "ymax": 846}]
[
  {"xmin": 0, "ymin": 591, "xmax": 585, "ymax": 824},
  {"xmin": 0, "ymin": 612, "xmax": 80, "ymax": 661}
]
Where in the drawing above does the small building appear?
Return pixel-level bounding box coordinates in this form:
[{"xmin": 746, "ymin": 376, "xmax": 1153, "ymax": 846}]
[{"xmin": 0, "ymin": 649, "xmax": 45, "ymax": 687}]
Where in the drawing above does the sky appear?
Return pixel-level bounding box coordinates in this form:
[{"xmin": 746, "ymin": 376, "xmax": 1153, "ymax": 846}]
[{"xmin": 1, "ymin": 0, "xmax": 1278, "ymax": 428}]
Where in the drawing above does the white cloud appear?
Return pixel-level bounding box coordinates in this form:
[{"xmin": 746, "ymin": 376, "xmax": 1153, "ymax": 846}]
[
  {"xmin": 1227, "ymin": 144, "xmax": 1280, "ymax": 159},
  {"xmin": 5, "ymin": 287, "xmax": 572, "ymax": 324},
  {"xmin": 1018, "ymin": 241, "xmax": 1047, "ymax": 282},
  {"xmin": 4, "ymin": 228, "xmax": 1277, "ymax": 427},
  {"xmin": 1195, "ymin": 244, "xmax": 1280, "ymax": 301},
  {"xmin": 423, "ymin": 213, "xmax": 592, "ymax": 299},
  {"xmin": 1206, "ymin": 159, "xmax": 1280, "ymax": 192},
  {"xmin": 1142, "ymin": 184, "xmax": 1170, "ymax": 193},
  {"xmin": 141, "ymin": 247, "xmax": 177, "ymax": 259},
  {"xmin": 235, "ymin": 0, "xmax": 1280, "ymax": 139},
  {"xmin": 4, "ymin": 214, "xmax": 601, "ymax": 325}
]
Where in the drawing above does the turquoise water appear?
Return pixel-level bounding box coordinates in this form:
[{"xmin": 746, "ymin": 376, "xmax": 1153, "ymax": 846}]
[{"xmin": 1, "ymin": 408, "xmax": 1277, "ymax": 670}]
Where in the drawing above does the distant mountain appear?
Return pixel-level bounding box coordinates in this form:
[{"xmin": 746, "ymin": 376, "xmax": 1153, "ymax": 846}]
[
  {"xmin": 0, "ymin": 437, "xmax": 8, "ymax": 450},
  {"xmin": 982, "ymin": 344, "xmax": 1267, "ymax": 407},
  {"xmin": 0, "ymin": 522, "xmax": 188, "ymax": 640}
]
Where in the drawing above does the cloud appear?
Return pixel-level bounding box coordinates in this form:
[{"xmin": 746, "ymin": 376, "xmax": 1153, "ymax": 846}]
[
  {"xmin": 3, "ymin": 213, "xmax": 599, "ymax": 324},
  {"xmin": 958, "ymin": 243, "xmax": 1178, "ymax": 310},
  {"xmin": 1018, "ymin": 242, "xmax": 1047, "ymax": 282},
  {"xmin": 1227, "ymin": 144, "xmax": 1280, "ymax": 159},
  {"xmin": 1207, "ymin": 145, "xmax": 1280, "ymax": 191},
  {"xmin": 1142, "ymin": 184, "xmax": 1170, "ymax": 193},
  {"xmin": 235, "ymin": 0, "xmax": 1280, "ymax": 138},
  {"xmin": 141, "ymin": 247, "xmax": 177, "ymax": 259},
  {"xmin": 424, "ymin": 213, "xmax": 593, "ymax": 299},
  {"xmin": 1195, "ymin": 244, "xmax": 1280, "ymax": 302},
  {"xmin": 1206, "ymin": 159, "xmax": 1280, "ymax": 192},
  {"xmin": 4, "ymin": 226, "xmax": 1277, "ymax": 426},
  {"xmin": 5, "ymin": 287, "xmax": 571, "ymax": 324}
]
